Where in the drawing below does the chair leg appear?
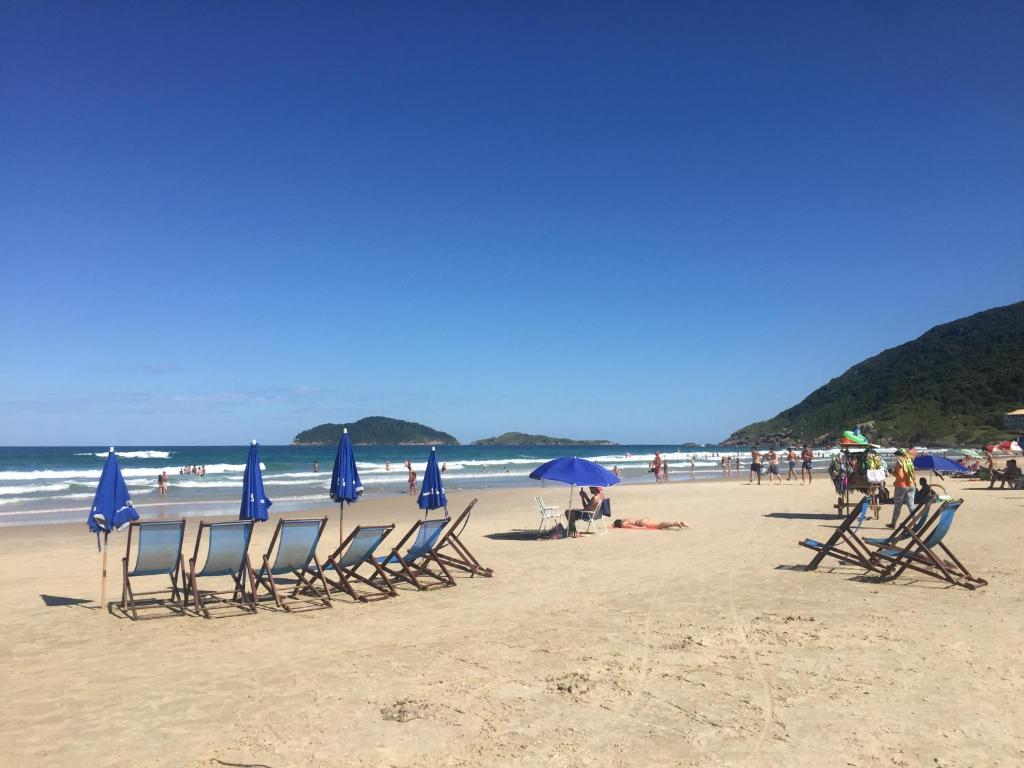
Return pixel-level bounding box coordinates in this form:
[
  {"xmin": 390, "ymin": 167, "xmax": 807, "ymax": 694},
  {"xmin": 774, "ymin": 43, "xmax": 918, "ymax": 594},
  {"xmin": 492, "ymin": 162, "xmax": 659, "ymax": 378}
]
[{"xmin": 262, "ymin": 555, "xmax": 287, "ymax": 612}]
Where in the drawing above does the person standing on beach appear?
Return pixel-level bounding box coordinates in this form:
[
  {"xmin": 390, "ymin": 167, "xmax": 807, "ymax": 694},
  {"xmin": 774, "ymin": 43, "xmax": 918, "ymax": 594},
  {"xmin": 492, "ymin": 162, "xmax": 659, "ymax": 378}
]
[
  {"xmin": 407, "ymin": 467, "xmax": 417, "ymax": 495},
  {"xmin": 888, "ymin": 448, "xmax": 916, "ymax": 529},
  {"xmin": 651, "ymin": 452, "xmax": 662, "ymax": 482},
  {"xmin": 801, "ymin": 445, "xmax": 813, "ymax": 484},
  {"xmin": 690, "ymin": 454, "xmax": 696, "ymax": 479},
  {"xmin": 786, "ymin": 448, "xmax": 798, "ymax": 481},
  {"xmin": 158, "ymin": 471, "xmax": 168, "ymax": 496},
  {"xmin": 612, "ymin": 465, "xmax": 621, "ymax": 479},
  {"xmin": 662, "ymin": 460, "xmax": 670, "ymax": 482},
  {"xmin": 767, "ymin": 449, "xmax": 782, "ymax": 484},
  {"xmin": 749, "ymin": 448, "xmax": 762, "ymax": 485}
]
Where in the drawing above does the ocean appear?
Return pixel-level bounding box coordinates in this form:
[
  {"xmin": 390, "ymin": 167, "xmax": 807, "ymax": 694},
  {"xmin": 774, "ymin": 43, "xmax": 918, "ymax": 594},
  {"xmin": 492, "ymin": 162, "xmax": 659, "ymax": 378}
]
[{"xmin": 0, "ymin": 444, "xmax": 829, "ymax": 526}]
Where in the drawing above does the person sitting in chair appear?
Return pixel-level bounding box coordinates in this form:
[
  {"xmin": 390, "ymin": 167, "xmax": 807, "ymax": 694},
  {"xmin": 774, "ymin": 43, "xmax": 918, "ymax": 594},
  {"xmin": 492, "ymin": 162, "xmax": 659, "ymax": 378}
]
[
  {"xmin": 989, "ymin": 459, "xmax": 1021, "ymax": 489},
  {"xmin": 613, "ymin": 518, "xmax": 690, "ymax": 530},
  {"xmin": 578, "ymin": 486, "xmax": 605, "ymax": 511}
]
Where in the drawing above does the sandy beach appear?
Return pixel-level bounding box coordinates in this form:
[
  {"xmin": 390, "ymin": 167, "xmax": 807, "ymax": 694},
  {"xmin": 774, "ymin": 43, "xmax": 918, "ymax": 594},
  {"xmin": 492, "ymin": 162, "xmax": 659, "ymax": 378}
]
[{"xmin": 1, "ymin": 476, "xmax": 1022, "ymax": 767}]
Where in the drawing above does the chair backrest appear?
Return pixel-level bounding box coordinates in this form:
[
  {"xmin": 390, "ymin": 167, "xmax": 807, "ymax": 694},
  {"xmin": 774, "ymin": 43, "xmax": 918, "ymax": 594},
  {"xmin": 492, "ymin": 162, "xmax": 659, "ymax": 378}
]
[
  {"xmin": 269, "ymin": 518, "xmax": 325, "ymax": 574},
  {"xmin": 599, "ymin": 498, "xmax": 612, "ymax": 518},
  {"xmin": 337, "ymin": 525, "xmax": 392, "ymax": 569},
  {"xmin": 406, "ymin": 518, "xmax": 448, "ymax": 560},
  {"xmin": 127, "ymin": 520, "xmax": 185, "ymax": 577},
  {"xmin": 923, "ymin": 500, "xmax": 962, "ymax": 547},
  {"xmin": 195, "ymin": 520, "xmax": 253, "ymax": 577},
  {"xmin": 535, "ymin": 496, "xmax": 548, "ymax": 512},
  {"xmin": 851, "ymin": 496, "xmax": 870, "ymax": 532}
]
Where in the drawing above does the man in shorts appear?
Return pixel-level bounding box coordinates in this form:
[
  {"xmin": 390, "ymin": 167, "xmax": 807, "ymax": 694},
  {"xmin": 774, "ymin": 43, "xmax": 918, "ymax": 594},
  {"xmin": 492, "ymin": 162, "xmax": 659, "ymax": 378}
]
[
  {"xmin": 749, "ymin": 448, "xmax": 762, "ymax": 485},
  {"xmin": 767, "ymin": 449, "xmax": 782, "ymax": 484},
  {"xmin": 800, "ymin": 445, "xmax": 814, "ymax": 484}
]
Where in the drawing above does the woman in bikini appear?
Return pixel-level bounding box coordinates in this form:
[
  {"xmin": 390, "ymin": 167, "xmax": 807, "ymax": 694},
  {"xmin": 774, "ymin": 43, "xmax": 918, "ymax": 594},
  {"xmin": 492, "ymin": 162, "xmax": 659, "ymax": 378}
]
[{"xmin": 613, "ymin": 518, "xmax": 690, "ymax": 530}]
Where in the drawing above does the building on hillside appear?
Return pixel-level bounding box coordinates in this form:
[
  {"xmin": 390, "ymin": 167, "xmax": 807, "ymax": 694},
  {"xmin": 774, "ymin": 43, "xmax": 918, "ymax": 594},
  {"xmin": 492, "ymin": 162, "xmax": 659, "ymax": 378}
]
[{"xmin": 1004, "ymin": 409, "xmax": 1024, "ymax": 431}]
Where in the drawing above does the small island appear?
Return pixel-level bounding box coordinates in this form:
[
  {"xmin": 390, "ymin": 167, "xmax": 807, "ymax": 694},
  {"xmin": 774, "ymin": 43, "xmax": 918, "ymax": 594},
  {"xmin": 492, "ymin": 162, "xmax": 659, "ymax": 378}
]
[
  {"xmin": 471, "ymin": 432, "xmax": 616, "ymax": 446},
  {"xmin": 293, "ymin": 416, "xmax": 459, "ymax": 446}
]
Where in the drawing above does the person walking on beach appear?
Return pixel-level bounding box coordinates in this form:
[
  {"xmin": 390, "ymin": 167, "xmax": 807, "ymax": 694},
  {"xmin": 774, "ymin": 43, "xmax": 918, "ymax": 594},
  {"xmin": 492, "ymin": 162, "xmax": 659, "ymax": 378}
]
[
  {"xmin": 888, "ymin": 448, "xmax": 916, "ymax": 529},
  {"xmin": 786, "ymin": 448, "xmax": 798, "ymax": 481},
  {"xmin": 690, "ymin": 454, "xmax": 696, "ymax": 479},
  {"xmin": 749, "ymin": 448, "xmax": 762, "ymax": 485},
  {"xmin": 407, "ymin": 467, "xmax": 417, "ymax": 495},
  {"xmin": 801, "ymin": 445, "xmax": 813, "ymax": 484},
  {"xmin": 158, "ymin": 471, "xmax": 168, "ymax": 496},
  {"xmin": 650, "ymin": 451, "xmax": 662, "ymax": 482},
  {"xmin": 612, "ymin": 465, "xmax": 621, "ymax": 479},
  {"xmin": 662, "ymin": 460, "xmax": 670, "ymax": 482},
  {"xmin": 767, "ymin": 449, "xmax": 782, "ymax": 484}
]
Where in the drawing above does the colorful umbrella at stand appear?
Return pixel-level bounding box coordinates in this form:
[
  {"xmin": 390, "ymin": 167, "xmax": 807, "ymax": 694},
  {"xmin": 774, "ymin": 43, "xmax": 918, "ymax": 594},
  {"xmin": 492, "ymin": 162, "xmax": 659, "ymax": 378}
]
[
  {"xmin": 330, "ymin": 428, "xmax": 363, "ymax": 545},
  {"xmin": 417, "ymin": 447, "xmax": 448, "ymax": 518},
  {"xmin": 87, "ymin": 448, "xmax": 140, "ymax": 609},
  {"xmin": 240, "ymin": 440, "xmax": 272, "ymax": 523}
]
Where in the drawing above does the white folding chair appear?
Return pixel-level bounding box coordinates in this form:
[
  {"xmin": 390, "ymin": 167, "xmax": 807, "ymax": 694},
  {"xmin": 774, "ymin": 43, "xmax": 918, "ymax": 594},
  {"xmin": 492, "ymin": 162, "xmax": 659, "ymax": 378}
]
[{"xmin": 534, "ymin": 496, "xmax": 562, "ymax": 533}]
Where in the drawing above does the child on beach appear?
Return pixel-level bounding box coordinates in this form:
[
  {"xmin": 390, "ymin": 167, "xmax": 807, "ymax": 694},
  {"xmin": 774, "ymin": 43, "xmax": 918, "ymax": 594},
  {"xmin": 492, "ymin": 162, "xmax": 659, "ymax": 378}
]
[{"xmin": 407, "ymin": 468, "xmax": 417, "ymax": 495}]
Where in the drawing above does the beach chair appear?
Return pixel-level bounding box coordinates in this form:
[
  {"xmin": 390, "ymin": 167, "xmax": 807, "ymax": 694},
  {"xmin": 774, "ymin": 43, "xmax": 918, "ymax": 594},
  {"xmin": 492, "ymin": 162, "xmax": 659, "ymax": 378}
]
[
  {"xmin": 868, "ymin": 499, "xmax": 987, "ymax": 589},
  {"xmin": 798, "ymin": 496, "xmax": 876, "ymax": 571},
  {"xmin": 315, "ymin": 524, "xmax": 397, "ymax": 602},
  {"xmin": 372, "ymin": 518, "xmax": 455, "ymax": 591},
  {"xmin": 121, "ymin": 520, "xmax": 187, "ymax": 620},
  {"xmin": 535, "ymin": 496, "xmax": 561, "ymax": 533},
  {"xmin": 862, "ymin": 492, "xmax": 941, "ymax": 548},
  {"xmin": 434, "ymin": 499, "xmax": 493, "ymax": 578},
  {"xmin": 184, "ymin": 520, "xmax": 257, "ymax": 618},
  {"xmin": 573, "ymin": 498, "xmax": 611, "ymax": 536},
  {"xmin": 253, "ymin": 517, "xmax": 332, "ymax": 611}
]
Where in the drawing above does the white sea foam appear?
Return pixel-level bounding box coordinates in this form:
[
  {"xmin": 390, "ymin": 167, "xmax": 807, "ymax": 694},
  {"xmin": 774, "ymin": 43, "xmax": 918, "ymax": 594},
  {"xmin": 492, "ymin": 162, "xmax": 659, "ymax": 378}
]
[
  {"xmin": 0, "ymin": 483, "xmax": 73, "ymax": 496},
  {"xmin": 0, "ymin": 462, "xmax": 258, "ymax": 483},
  {"xmin": 92, "ymin": 450, "xmax": 172, "ymax": 459}
]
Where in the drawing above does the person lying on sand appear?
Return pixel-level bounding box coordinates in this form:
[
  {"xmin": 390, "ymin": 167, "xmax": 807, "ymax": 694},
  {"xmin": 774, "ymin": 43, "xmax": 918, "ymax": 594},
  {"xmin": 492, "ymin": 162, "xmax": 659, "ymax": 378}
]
[{"xmin": 613, "ymin": 518, "xmax": 690, "ymax": 530}]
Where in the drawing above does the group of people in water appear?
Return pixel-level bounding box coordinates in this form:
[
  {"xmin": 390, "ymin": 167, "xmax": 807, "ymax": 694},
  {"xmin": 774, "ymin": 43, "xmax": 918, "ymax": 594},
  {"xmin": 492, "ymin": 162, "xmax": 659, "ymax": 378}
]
[{"xmin": 179, "ymin": 464, "xmax": 206, "ymax": 477}]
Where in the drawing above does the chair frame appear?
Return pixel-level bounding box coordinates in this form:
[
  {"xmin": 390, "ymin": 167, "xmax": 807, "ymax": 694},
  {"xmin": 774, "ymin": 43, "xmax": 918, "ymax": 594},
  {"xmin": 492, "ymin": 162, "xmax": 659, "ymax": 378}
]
[
  {"xmin": 319, "ymin": 523, "xmax": 398, "ymax": 602},
  {"xmin": 535, "ymin": 496, "xmax": 561, "ymax": 533},
  {"xmin": 435, "ymin": 499, "xmax": 493, "ymax": 578},
  {"xmin": 799, "ymin": 497, "xmax": 878, "ymax": 571},
  {"xmin": 573, "ymin": 498, "xmax": 610, "ymax": 536},
  {"xmin": 868, "ymin": 499, "xmax": 987, "ymax": 590},
  {"xmin": 372, "ymin": 518, "xmax": 455, "ymax": 591},
  {"xmin": 121, "ymin": 519, "xmax": 187, "ymax": 620},
  {"xmin": 184, "ymin": 520, "xmax": 258, "ymax": 618},
  {"xmin": 253, "ymin": 517, "xmax": 332, "ymax": 611}
]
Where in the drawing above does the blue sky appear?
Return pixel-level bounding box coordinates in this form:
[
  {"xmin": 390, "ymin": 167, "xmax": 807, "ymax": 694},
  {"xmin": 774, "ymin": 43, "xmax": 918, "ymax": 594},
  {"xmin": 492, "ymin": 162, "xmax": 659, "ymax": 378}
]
[{"xmin": 1, "ymin": 2, "xmax": 1021, "ymax": 445}]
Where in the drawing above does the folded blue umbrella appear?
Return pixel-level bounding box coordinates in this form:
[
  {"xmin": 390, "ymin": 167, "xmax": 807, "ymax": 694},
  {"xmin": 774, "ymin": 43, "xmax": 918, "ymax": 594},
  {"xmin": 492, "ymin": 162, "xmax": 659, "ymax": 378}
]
[
  {"xmin": 87, "ymin": 448, "xmax": 139, "ymax": 536},
  {"xmin": 240, "ymin": 441, "xmax": 272, "ymax": 522},
  {"xmin": 914, "ymin": 454, "xmax": 971, "ymax": 474},
  {"xmin": 330, "ymin": 428, "xmax": 363, "ymax": 543},
  {"xmin": 417, "ymin": 447, "xmax": 448, "ymax": 516}
]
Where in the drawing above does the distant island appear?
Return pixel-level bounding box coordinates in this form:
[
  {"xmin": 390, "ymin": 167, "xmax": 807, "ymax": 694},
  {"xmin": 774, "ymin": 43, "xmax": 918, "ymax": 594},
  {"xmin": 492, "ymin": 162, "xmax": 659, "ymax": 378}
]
[
  {"xmin": 471, "ymin": 432, "xmax": 615, "ymax": 446},
  {"xmin": 723, "ymin": 300, "xmax": 1024, "ymax": 447},
  {"xmin": 293, "ymin": 417, "xmax": 459, "ymax": 446}
]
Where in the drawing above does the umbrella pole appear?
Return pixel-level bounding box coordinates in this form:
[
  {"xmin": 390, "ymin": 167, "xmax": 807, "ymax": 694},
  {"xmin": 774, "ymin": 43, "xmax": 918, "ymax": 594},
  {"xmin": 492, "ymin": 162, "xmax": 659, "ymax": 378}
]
[
  {"xmin": 99, "ymin": 531, "xmax": 109, "ymax": 611},
  {"xmin": 339, "ymin": 501, "xmax": 345, "ymax": 548}
]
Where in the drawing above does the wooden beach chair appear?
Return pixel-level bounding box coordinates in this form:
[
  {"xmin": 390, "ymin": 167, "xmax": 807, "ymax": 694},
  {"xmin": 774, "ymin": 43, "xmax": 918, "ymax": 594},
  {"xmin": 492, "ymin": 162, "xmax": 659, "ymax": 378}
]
[
  {"xmin": 798, "ymin": 496, "xmax": 877, "ymax": 571},
  {"xmin": 372, "ymin": 518, "xmax": 455, "ymax": 591},
  {"xmin": 868, "ymin": 499, "xmax": 987, "ymax": 590},
  {"xmin": 315, "ymin": 524, "xmax": 397, "ymax": 602},
  {"xmin": 184, "ymin": 520, "xmax": 258, "ymax": 618},
  {"xmin": 434, "ymin": 499, "xmax": 493, "ymax": 578},
  {"xmin": 121, "ymin": 519, "xmax": 187, "ymax": 620},
  {"xmin": 253, "ymin": 517, "xmax": 332, "ymax": 611}
]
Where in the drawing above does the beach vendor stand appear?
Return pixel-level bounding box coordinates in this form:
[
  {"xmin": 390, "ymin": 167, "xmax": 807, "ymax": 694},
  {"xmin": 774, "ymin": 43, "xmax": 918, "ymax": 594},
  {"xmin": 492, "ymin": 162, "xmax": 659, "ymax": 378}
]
[{"xmin": 830, "ymin": 429, "xmax": 890, "ymax": 517}]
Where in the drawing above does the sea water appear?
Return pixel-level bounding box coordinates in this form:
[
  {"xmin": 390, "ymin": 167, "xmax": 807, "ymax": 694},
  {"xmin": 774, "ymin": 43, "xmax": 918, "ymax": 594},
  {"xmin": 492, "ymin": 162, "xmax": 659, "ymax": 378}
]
[{"xmin": 0, "ymin": 444, "xmax": 832, "ymax": 526}]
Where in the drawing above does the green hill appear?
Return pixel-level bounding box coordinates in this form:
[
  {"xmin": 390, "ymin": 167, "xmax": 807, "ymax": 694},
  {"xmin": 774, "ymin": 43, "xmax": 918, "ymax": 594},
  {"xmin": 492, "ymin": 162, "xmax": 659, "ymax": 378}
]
[
  {"xmin": 471, "ymin": 432, "xmax": 615, "ymax": 446},
  {"xmin": 293, "ymin": 417, "xmax": 459, "ymax": 446},
  {"xmin": 723, "ymin": 301, "xmax": 1024, "ymax": 447}
]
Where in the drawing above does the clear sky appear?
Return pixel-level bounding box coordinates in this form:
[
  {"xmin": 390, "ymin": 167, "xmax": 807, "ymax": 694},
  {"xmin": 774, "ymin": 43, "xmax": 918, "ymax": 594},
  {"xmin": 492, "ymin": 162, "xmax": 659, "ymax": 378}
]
[{"xmin": 1, "ymin": 2, "xmax": 1022, "ymax": 446}]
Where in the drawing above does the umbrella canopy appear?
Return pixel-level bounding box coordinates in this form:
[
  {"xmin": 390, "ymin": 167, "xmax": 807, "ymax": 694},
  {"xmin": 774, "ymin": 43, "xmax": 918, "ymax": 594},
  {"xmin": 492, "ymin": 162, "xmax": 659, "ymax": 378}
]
[
  {"xmin": 913, "ymin": 454, "xmax": 970, "ymax": 474},
  {"xmin": 529, "ymin": 456, "xmax": 621, "ymax": 487},
  {"xmin": 417, "ymin": 447, "xmax": 448, "ymax": 514},
  {"xmin": 87, "ymin": 448, "xmax": 139, "ymax": 534},
  {"xmin": 330, "ymin": 428, "xmax": 363, "ymax": 503},
  {"xmin": 239, "ymin": 441, "xmax": 272, "ymax": 522}
]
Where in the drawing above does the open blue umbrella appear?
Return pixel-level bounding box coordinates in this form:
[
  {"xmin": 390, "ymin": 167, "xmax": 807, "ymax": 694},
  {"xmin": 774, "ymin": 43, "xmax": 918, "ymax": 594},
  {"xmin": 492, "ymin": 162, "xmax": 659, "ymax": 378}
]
[
  {"xmin": 240, "ymin": 440, "xmax": 272, "ymax": 523},
  {"xmin": 87, "ymin": 448, "xmax": 140, "ymax": 609},
  {"xmin": 417, "ymin": 446, "xmax": 448, "ymax": 517},
  {"xmin": 330, "ymin": 428, "xmax": 363, "ymax": 545},
  {"xmin": 914, "ymin": 454, "xmax": 971, "ymax": 475},
  {"xmin": 529, "ymin": 456, "xmax": 620, "ymax": 513}
]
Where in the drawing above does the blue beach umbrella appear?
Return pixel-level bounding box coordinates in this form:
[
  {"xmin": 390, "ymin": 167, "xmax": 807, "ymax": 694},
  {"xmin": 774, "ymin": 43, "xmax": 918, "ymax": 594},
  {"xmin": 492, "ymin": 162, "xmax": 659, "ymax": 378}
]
[
  {"xmin": 87, "ymin": 448, "xmax": 139, "ymax": 609},
  {"xmin": 417, "ymin": 447, "xmax": 448, "ymax": 517},
  {"xmin": 240, "ymin": 440, "xmax": 272, "ymax": 523},
  {"xmin": 914, "ymin": 454, "xmax": 971, "ymax": 475},
  {"xmin": 529, "ymin": 456, "xmax": 621, "ymax": 511},
  {"xmin": 330, "ymin": 428, "xmax": 363, "ymax": 545}
]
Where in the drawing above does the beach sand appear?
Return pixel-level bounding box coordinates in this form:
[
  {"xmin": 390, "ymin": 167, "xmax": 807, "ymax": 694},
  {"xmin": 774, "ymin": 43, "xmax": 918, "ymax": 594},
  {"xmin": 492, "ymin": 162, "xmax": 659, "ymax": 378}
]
[{"xmin": 1, "ymin": 477, "xmax": 1022, "ymax": 767}]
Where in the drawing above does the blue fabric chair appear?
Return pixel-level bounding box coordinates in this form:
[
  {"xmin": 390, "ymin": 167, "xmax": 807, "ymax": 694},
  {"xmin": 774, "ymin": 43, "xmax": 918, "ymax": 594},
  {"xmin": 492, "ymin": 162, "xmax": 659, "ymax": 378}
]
[
  {"xmin": 798, "ymin": 497, "xmax": 876, "ymax": 571},
  {"xmin": 121, "ymin": 520, "xmax": 187, "ymax": 620},
  {"xmin": 869, "ymin": 499, "xmax": 987, "ymax": 589},
  {"xmin": 373, "ymin": 518, "xmax": 454, "ymax": 590},
  {"xmin": 253, "ymin": 517, "xmax": 331, "ymax": 611},
  {"xmin": 185, "ymin": 520, "xmax": 257, "ymax": 618},
  {"xmin": 315, "ymin": 524, "xmax": 397, "ymax": 602}
]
